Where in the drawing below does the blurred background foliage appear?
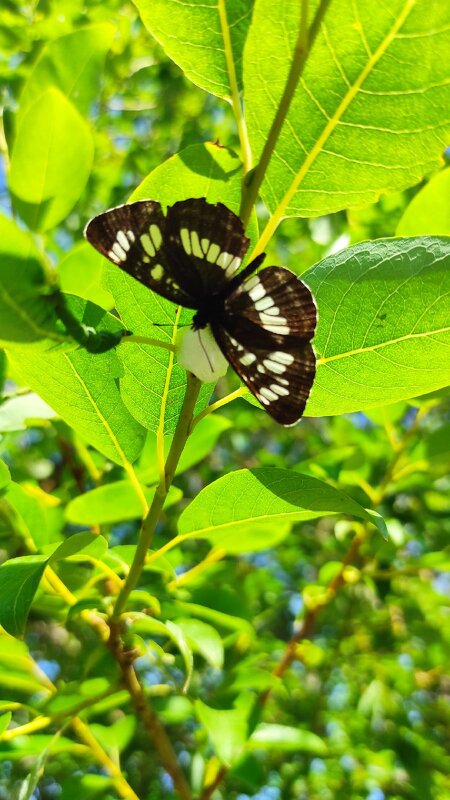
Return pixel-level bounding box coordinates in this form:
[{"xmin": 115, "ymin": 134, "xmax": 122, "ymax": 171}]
[{"xmin": 0, "ymin": 1, "xmax": 449, "ymax": 800}]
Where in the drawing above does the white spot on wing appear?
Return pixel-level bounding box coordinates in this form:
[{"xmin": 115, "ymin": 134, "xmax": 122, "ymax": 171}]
[
  {"xmin": 108, "ymin": 249, "xmax": 121, "ymax": 264},
  {"xmin": 244, "ymin": 275, "xmax": 260, "ymax": 291},
  {"xmin": 264, "ymin": 358, "xmax": 286, "ymax": 375},
  {"xmin": 117, "ymin": 230, "xmax": 130, "ymax": 251},
  {"xmin": 264, "ymin": 306, "xmax": 281, "ymax": 316},
  {"xmin": 263, "ymin": 323, "xmax": 290, "ymax": 335},
  {"xmin": 150, "ymin": 264, "xmax": 164, "ymax": 280},
  {"xmin": 217, "ymin": 251, "xmax": 233, "ymax": 270},
  {"xmin": 207, "ymin": 243, "xmax": 220, "ymax": 263},
  {"xmin": 260, "ymin": 386, "xmax": 279, "ymax": 402},
  {"xmin": 240, "ymin": 352, "xmax": 256, "ymax": 365},
  {"xmin": 149, "ymin": 224, "xmax": 162, "ymax": 249},
  {"xmin": 112, "ymin": 242, "xmax": 127, "ymax": 261},
  {"xmin": 259, "ymin": 313, "xmax": 287, "ymax": 326},
  {"xmin": 127, "ymin": 230, "xmax": 136, "ymax": 243},
  {"xmin": 249, "ymin": 283, "xmax": 265, "ymax": 302},
  {"xmin": 271, "ymin": 352, "xmax": 294, "ymax": 366},
  {"xmin": 225, "ymin": 256, "xmax": 242, "ymax": 277},
  {"xmin": 201, "ymin": 238, "xmax": 210, "ymax": 254},
  {"xmin": 191, "ymin": 230, "xmax": 203, "ymax": 258},
  {"xmin": 271, "ymin": 383, "xmax": 289, "ymax": 397},
  {"xmin": 141, "ymin": 233, "xmax": 155, "ymax": 257},
  {"xmin": 255, "ymin": 296, "xmax": 274, "ymax": 311},
  {"xmin": 180, "ymin": 228, "xmax": 191, "ymax": 254}
]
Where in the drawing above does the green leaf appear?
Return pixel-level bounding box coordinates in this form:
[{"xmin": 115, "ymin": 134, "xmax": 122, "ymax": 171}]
[
  {"xmin": 0, "ymin": 713, "xmax": 11, "ymax": 735},
  {"xmin": 137, "ymin": 415, "xmax": 232, "ymax": 484},
  {"xmin": 133, "ymin": 0, "xmax": 253, "ymax": 98},
  {"xmin": 178, "ymin": 468, "xmax": 387, "ymax": 547},
  {"xmin": 89, "ymin": 716, "xmax": 136, "ymax": 753},
  {"xmin": 397, "ymin": 169, "xmax": 450, "ymax": 236},
  {"xmin": 106, "ymin": 142, "xmax": 257, "ymax": 435},
  {"xmin": 175, "ymin": 619, "xmax": 224, "ymax": 669},
  {"xmin": 0, "ymin": 393, "xmax": 57, "ymax": 432},
  {"xmin": 0, "ymin": 556, "xmax": 47, "ymax": 637},
  {"xmin": 17, "ymin": 24, "xmax": 115, "ymax": 121},
  {"xmin": 195, "ymin": 695, "xmax": 252, "ymax": 766},
  {"xmin": 131, "ymin": 617, "xmax": 193, "ymax": 691},
  {"xmin": 304, "ymin": 237, "xmax": 450, "ymax": 416},
  {"xmin": 9, "ymin": 88, "xmax": 94, "ymax": 231},
  {"xmin": 0, "ymin": 214, "xmax": 64, "ymax": 348},
  {"xmin": 0, "ymin": 460, "xmax": 11, "ymax": 493},
  {"xmin": 65, "ymin": 482, "xmax": 182, "ymax": 525},
  {"xmin": 248, "ymin": 724, "xmax": 327, "ymax": 755},
  {"xmin": 4, "ymin": 483, "xmax": 50, "ymax": 549},
  {"xmin": 58, "ymin": 243, "xmax": 114, "ymax": 311},
  {"xmin": 244, "ymin": 0, "xmax": 450, "ymax": 217},
  {"xmin": 7, "ymin": 300, "xmax": 146, "ymax": 465},
  {"xmin": 49, "ymin": 532, "xmax": 108, "ymax": 562}
]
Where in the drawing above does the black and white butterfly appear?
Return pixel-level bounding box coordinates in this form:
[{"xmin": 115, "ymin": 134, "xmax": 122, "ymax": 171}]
[{"xmin": 84, "ymin": 197, "xmax": 317, "ymax": 425}]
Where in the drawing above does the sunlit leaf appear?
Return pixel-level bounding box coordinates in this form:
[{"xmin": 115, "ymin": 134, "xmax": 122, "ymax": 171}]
[
  {"xmin": 178, "ymin": 468, "xmax": 388, "ymax": 545},
  {"xmin": 244, "ymin": 0, "xmax": 450, "ymax": 216},
  {"xmin": 397, "ymin": 169, "xmax": 450, "ymax": 236},
  {"xmin": 133, "ymin": 0, "xmax": 253, "ymax": 98},
  {"xmin": 9, "ymin": 89, "xmax": 93, "ymax": 231},
  {"xmin": 248, "ymin": 724, "xmax": 327, "ymax": 754}
]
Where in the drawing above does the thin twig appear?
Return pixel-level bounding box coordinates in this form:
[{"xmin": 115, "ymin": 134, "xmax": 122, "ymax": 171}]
[{"xmin": 240, "ymin": 0, "xmax": 333, "ymax": 230}]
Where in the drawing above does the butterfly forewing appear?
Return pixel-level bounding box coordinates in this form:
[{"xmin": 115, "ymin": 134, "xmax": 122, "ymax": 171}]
[
  {"xmin": 165, "ymin": 198, "xmax": 250, "ymax": 298},
  {"xmin": 84, "ymin": 200, "xmax": 196, "ymax": 308}
]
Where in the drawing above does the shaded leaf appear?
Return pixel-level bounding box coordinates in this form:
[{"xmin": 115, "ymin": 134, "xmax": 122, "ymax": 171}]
[
  {"xmin": 248, "ymin": 724, "xmax": 327, "ymax": 754},
  {"xmin": 195, "ymin": 696, "xmax": 252, "ymax": 766},
  {"xmin": 65, "ymin": 482, "xmax": 182, "ymax": 525},
  {"xmin": 397, "ymin": 169, "xmax": 450, "ymax": 236}
]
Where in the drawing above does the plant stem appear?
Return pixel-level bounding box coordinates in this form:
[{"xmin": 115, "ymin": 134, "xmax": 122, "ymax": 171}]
[
  {"xmin": 217, "ymin": 0, "xmax": 252, "ymax": 173},
  {"xmin": 71, "ymin": 717, "xmax": 140, "ymax": 800},
  {"xmin": 240, "ymin": 0, "xmax": 333, "ymax": 235},
  {"xmin": 111, "ymin": 372, "xmax": 202, "ymax": 621},
  {"xmin": 108, "ymin": 620, "xmax": 193, "ymax": 800},
  {"xmin": 192, "ymin": 386, "xmax": 247, "ymax": 428}
]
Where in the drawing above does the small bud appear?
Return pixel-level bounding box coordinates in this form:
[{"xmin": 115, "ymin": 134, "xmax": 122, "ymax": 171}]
[{"xmin": 177, "ymin": 325, "xmax": 228, "ymax": 383}]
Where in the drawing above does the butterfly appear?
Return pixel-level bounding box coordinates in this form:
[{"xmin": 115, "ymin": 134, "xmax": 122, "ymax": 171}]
[{"xmin": 84, "ymin": 197, "xmax": 317, "ymax": 425}]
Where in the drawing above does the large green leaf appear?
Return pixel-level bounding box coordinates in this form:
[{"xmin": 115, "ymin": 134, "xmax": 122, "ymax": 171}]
[
  {"xmin": 244, "ymin": 0, "xmax": 450, "ymax": 217},
  {"xmin": 397, "ymin": 169, "xmax": 450, "ymax": 236},
  {"xmin": 58, "ymin": 243, "xmax": 114, "ymax": 310},
  {"xmin": 17, "ymin": 24, "xmax": 114, "ymax": 122},
  {"xmin": 304, "ymin": 237, "xmax": 450, "ymax": 416},
  {"xmin": 132, "ymin": 0, "xmax": 253, "ymax": 98},
  {"xmin": 9, "ymin": 88, "xmax": 93, "ymax": 231},
  {"xmin": 0, "ymin": 534, "xmax": 106, "ymax": 636},
  {"xmin": 105, "ymin": 142, "xmax": 257, "ymax": 434},
  {"xmin": 178, "ymin": 468, "xmax": 387, "ymax": 546},
  {"xmin": 7, "ymin": 301, "xmax": 146, "ymax": 465},
  {"xmin": 195, "ymin": 696, "xmax": 252, "ymax": 765},
  {"xmin": 0, "ymin": 215, "xmax": 65, "ymax": 348}
]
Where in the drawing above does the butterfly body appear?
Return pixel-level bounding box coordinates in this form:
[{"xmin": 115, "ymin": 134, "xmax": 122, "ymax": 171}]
[{"xmin": 85, "ymin": 197, "xmax": 317, "ymax": 425}]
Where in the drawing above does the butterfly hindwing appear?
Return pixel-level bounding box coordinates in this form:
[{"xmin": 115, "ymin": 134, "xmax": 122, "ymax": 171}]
[
  {"xmin": 212, "ymin": 323, "xmax": 316, "ymax": 426},
  {"xmin": 84, "ymin": 201, "xmax": 196, "ymax": 308},
  {"xmin": 211, "ymin": 266, "xmax": 317, "ymax": 424},
  {"xmin": 223, "ymin": 266, "xmax": 317, "ymax": 349}
]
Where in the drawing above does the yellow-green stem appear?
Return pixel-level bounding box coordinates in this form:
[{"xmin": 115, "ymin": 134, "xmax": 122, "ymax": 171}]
[{"xmin": 111, "ymin": 373, "xmax": 202, "ymax": 621}]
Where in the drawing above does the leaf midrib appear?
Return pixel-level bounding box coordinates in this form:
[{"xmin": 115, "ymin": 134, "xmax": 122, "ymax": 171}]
[{"xmin": 317, "ymin": 324, "xmax": 450, "ymax": 365}]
